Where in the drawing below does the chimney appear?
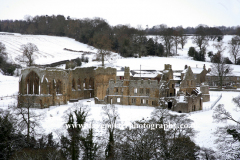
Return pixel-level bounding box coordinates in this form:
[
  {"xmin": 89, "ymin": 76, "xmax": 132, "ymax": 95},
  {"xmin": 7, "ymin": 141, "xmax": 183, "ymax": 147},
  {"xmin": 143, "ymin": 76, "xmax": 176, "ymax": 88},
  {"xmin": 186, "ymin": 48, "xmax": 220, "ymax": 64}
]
[
  {"xmin": 203, "ymin": 64, "xmax": 206, "ymax": 70},
  {"xmin": 124, "ymin": 67, "xmax": 130, "ymax": 80}
]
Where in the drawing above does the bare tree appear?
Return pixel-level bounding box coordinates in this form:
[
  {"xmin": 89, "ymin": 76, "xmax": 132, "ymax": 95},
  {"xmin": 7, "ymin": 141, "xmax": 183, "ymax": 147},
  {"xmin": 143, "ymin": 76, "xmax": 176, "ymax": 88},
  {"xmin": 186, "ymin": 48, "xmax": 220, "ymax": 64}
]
[
  {"xmin": 198, "ymin": 147, "xmax": 217, "ymax": 160},
  {"xmin": 159, "ymin": 27, "xmax": 174, "ymax": 57},
  {"xmin": 210, "ymin": 42, "xmax": 232, "ymax": 89},
  {"xmin": 92, "ymin": 33, "xmax": 111, "ymax": 67},
  {"xmin": 212, "ymin": 97, "xmax": 240, "ymax": 159},
  {"xmin": 229, "ymin": 36, "xmax": 240, "ymax": 64},
  {"xmin": 177, "ymin": 27, "xmax": 188, "ymax": 49},
  {"xmin": 16, "ymin": 43, "xmax": 39, "ymax": 66},
  {"xmin": 115, "ymin": 107, "xmax": 199, "ymax": 159},
  {"xmin": 102, "ymin": 104, "xmax": 120, "ymax": 159},
  {"xmin": 13, "ymin": 96, "xmax": 44, "ymax": 144},
  {"xmin": 192, "ymin": 25, "xmax": 209, "ymax": 52},
  {"xmin": 172, "ymin": 30, "xmax": 180, "ymax": 54}
]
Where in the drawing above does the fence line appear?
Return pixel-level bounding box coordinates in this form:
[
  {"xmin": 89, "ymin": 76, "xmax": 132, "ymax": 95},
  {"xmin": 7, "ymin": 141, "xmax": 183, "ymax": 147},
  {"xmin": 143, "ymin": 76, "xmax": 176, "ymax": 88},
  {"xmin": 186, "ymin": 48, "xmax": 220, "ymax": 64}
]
[
  {"xmin": 211, "ymin": 93, "xmax": 222, "ymax": 109},
  {"xmin": 0, "ymin": 94, "xmax": 18, "ymax": 100}
]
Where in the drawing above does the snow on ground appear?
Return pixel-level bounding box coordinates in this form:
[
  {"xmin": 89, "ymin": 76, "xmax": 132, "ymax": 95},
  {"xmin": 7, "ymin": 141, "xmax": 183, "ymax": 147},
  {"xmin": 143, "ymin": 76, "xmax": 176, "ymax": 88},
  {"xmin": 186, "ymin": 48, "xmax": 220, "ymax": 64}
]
[
  {"xmin": 36, "ymin": 91, "xmax": 240, "ymax": 151},
  {"xmin": 0, "ymin": 32, "xmax": 98, "ymax": 65},
  {"xmin": 1, "ymin": 33, "xmax": 240, "ymax": 151},
  {"xmin": 147, "ymin": 35, "xmax": 233, "ymax": 59},
  {"xmin": 0, "ymin": 73, "xmax": 239, "ymax": 151},
  {"xmin": 0, "ymin": 72, "xmax": 18, "ymax": 97},
  {"xmin": 1, "ymin": 33, "xmax": 239, "ymax": 72}
]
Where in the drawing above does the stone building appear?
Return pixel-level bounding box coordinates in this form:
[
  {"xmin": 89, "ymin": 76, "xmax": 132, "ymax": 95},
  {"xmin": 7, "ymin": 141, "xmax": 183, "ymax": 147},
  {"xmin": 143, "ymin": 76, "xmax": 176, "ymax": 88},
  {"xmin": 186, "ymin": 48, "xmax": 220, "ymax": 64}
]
[
  {"xmin": 159, "ymin": 64, "xmax": 176, "ymax": 97},
  {"xmin": 206, "ymin": 72, "xmax": 240, "ymax": 88},
  {"xmin": 103, "ymin": 67, "xmax": 159, "ymax": 106},
  {"xmin": 176, "ymin": 66, "xmax": 203, "ymax": 112},
  {"xmin": 181, "ymin": 64, "xmax": 209, "ymax": 86},
  {"xmin": 19, "ymin": 64, "xmax": 209, "ymax": 113},
  {"xmin": 158, "ymin": 65, "xmax": 207, "ymax": 113},
  {"xmin": 19, "ymin": 66, "xmax": 116, "ymax": 108}
]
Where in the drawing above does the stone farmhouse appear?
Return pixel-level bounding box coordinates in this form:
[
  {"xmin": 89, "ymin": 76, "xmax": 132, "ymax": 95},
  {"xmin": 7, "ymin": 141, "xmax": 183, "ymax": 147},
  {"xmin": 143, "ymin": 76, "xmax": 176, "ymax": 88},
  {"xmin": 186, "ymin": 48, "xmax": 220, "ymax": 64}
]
[
  {"xmin": 206, "ymin": 72, "xmax": 240, "ymax": 88},
  {"xmin": 18, "ymin": 64, "xmax": 210, "ymax": 113}
]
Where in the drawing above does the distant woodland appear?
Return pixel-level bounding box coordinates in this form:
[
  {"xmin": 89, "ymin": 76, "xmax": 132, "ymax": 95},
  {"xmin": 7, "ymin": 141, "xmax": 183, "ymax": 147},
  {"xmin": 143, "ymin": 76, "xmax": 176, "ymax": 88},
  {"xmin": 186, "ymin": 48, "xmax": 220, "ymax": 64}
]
[{"xmin": 0, "ymin": 15, "xmax": 240, "ymax": 58}]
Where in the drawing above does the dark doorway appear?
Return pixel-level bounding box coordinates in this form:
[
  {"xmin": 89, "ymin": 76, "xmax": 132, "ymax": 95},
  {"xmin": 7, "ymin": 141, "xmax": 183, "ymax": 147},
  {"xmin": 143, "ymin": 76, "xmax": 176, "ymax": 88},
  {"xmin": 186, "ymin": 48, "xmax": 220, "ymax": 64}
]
[
  {"xmin": 178, "ymin": 111, "xmax": 182, "ymax": 113},
  {"xmin": 193, "ymin": 105, "xmax": 196, "ymax": 111},
  {"xmin": 168, "ymin": 102, "xmax": 172, "ymax": 109}
]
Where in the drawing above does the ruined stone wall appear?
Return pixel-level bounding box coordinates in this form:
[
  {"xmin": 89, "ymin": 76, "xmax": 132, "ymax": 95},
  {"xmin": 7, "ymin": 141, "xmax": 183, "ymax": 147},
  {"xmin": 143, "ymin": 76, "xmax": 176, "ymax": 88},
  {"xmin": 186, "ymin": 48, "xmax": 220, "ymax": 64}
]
[
  {"xmin": 180, "ymin": 67, "xmax": 196, "ymax": 94},
  {"xmin": 200, "ymin": 85, "xmax": 210, "ymax": 102},
  {"xmin": 19, "ymin": 67, "xmax": 69, "ymax": 108},
  {"xmin": 94, "ymin": 67, "xmax": 116, "ymax": 101},
  {"xmin": 174, "ymin": 102, "xmax": 189, "ymax": 113},
  {"xmin": 174, "ymin": 94, "xmax": 202, "ymax": 113},
  {"xmin": 70, "ymin": 67, "xmax": 95, "ymax": 100}
]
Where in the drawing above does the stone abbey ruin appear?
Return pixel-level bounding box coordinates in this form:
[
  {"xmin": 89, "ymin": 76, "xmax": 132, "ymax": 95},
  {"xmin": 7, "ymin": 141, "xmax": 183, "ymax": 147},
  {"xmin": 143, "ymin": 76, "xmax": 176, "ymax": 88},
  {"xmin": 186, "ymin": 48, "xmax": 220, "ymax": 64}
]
[{"xmin": 18, "ymin": 64, "xmax": 210, "ymax": 113}]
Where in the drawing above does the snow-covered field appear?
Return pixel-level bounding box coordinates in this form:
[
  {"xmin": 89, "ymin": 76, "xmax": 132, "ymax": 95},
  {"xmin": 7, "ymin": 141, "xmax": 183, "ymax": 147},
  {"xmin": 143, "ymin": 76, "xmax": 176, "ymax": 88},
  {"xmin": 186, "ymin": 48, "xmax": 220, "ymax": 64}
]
[
  {"xmin": 0, "ymin": 33, "xmax": 98, "ymax": 65},
  {"xmin": 0, "ymin": 33, "xmax": 240, "ymax": 151}
]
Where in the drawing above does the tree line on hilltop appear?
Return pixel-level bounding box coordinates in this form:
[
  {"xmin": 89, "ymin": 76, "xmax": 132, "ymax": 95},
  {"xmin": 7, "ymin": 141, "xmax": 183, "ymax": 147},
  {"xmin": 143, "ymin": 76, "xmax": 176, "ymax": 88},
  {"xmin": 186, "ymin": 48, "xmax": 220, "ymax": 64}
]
[
  {"xmin": 1, "ymin": 15, "xmax": 240, "ymax": 87},
  {"xmin": 1, "ymin": 15, "xmax": 240, "ymax": 59}
]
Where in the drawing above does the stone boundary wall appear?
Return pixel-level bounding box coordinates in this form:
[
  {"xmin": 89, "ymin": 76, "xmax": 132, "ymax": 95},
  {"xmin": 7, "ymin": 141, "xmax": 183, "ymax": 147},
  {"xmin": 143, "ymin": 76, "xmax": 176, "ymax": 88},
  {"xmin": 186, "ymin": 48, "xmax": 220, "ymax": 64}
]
[{"xmin": 209, "ymin": 89, "xmax": 240, "ymax": 92}]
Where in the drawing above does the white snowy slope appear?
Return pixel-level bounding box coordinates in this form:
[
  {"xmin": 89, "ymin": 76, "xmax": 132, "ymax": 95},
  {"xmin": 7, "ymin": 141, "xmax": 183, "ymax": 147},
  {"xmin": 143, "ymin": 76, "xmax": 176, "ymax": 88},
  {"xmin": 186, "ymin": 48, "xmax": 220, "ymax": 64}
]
[
  {"xmin": 0, "ymin": 33, "xmax": 240, "ymax": 152},
  {"xmin": 0, "ymin": 32, "xmax": 98, "ymax": 65}
]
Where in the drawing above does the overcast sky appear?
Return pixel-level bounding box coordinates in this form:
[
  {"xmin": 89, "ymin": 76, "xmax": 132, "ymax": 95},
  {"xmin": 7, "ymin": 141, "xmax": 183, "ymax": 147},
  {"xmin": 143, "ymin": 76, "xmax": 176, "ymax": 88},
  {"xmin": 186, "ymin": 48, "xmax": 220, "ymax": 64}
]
[{"xmin": 0, "ymin": 0, "xmax": 239, "ymax": 28}]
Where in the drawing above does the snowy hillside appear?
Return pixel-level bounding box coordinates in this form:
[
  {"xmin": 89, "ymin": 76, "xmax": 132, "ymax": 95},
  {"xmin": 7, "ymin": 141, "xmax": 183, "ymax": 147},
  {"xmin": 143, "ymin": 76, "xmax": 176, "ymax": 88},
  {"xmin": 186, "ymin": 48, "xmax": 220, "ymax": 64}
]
[
  {"xmin": 1, "ymin": 32, "xmax": 240, "ymax": 72},
  {"xmin": 1, "ymin": 33, "xmax": 240, "ymax": 154},
  {"xmin": 0, "ymin": 32, "xmax": 99, "ymax": 65}
]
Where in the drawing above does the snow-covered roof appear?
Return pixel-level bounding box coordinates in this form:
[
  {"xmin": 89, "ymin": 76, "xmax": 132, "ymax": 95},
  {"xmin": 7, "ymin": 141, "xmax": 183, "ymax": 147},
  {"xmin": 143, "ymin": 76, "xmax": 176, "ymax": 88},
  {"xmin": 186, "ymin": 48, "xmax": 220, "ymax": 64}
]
[
  {"xmin": 207, "ymin": 71, "xmax": 240, "ymax": 77},
  {"xmin": 182, "ymin": 67, "xmax": 203, "ymax": 74},
  {"xmin": 181, "ymin": 69, "xmax": 187, "ymax": 74},
  {"xmin": 133, "ymin": 73, "xmax": 158, "ymax": 78},
  {"xmin": 174, "ymin": 77, "xmax": 181, "ymax": 81},
  {"xmin": 191, "ymin": 68, "xmax": 204, "ymax": 74},
  {"xmin": 116, "ymin": 71, "xmax": 125, "ymax": 76},
  {"xmin": 179, "ymin": 96, "xmax": 186, "ymax": 103},
  {"xmin": 173, "ymin": 72, "xmax": 181, "ymax": 76},
  {"xmin": 163, "ymin": 70, "xmax": 169, "ymax": 73},
  {"xmin": 132, "ymin": 70, "xmax": 160, "ymax": 78}
]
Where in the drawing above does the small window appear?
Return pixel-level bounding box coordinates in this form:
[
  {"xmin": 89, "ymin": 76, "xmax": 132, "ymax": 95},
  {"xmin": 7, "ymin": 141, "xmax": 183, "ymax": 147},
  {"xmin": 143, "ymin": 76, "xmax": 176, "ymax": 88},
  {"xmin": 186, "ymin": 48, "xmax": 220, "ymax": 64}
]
[
  {"xmin": 117, "ymin": 98, "xmax": 121, "ymax": 103},
  {"xmin": 132, "ymin": 98, "xmax": 136, "ymax": 104},
  {"xmin": 146, "ymin": 100, "xmax": 148, "ymax": 104},
  {"xmin": 146, "ymin": 89, "xmax": 150, "ymax": 95},
  {"xmin": 140, "ymin": 88, "xmax": 143, "ymax": 94},
  {"xmin": 83, "ymin": 83, "xmax": 85, "ymax": 89},
  {"xmin": 134, "ymin": 88, "xmax": 137, "ymax": 93},
  {"xmin": 116, "ymin": 88, "xmax": 118, "ymax": 93},
  {"xmin": 141, "ymin": 99, "xmax": 145, "ymax": 104}
]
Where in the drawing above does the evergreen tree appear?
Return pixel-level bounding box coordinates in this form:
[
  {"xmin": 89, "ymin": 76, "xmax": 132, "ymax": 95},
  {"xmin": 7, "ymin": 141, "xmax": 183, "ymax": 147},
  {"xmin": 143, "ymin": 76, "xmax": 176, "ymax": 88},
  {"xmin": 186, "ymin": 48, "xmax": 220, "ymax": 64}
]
[
  {"xmin": 146, "ymin": 38, "xmax": 155, "ymax": 55},
  {"xmin": 60, "ymin": 104, "xmax": 88, "ymax": 160},
  {"xmin": 80, "ymin": 127, "xmax": 99, "ymax": 160}
]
